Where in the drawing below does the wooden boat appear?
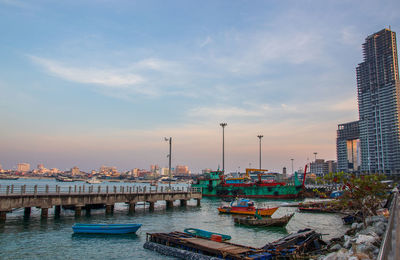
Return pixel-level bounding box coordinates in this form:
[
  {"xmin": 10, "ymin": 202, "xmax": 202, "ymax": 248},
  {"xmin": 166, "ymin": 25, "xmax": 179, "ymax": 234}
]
[
  {"xmin": 184, "ymin": 228, "xmax": 231, "ymax": 241},
  {"xmin": 72, "ymin": 223, "xmax": 142, "ymax": 234},
  {"xmin": 86, "ymin": 177, "xmax": 102, "ymax": 184},
  {"xmin": 234, "ymin": 213, "xmax": 295, "ymax": 227},
  {"xmin": 218, "ymin": 198, "xmax": 278, "ymax": 216},
  {"xmin": 298, "ymin": 207, "xmax": 337, "ymax": 213}
]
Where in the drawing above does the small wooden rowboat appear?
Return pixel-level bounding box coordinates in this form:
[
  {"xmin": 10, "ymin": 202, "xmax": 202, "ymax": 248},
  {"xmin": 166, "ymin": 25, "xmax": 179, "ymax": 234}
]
[
  {"xmin": 72, "ymin": 223, "xmax": 142, "ymax": 234},
  {"xmin": 234, "ymin": 213, "xmax": 295, "ymax": 227},
  {"xmin": 218, "ymin": 198, "xmax": 279, "ymax": 216},
  {"xmin": 184, "ymin": 228, "xmax": 231, "ymax": 241}
]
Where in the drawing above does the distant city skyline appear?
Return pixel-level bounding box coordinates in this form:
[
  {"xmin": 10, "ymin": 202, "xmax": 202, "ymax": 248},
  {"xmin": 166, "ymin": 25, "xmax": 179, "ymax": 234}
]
[{"xmin": 0, "ymin": 1, "xmax": 399, "ymax": 173}]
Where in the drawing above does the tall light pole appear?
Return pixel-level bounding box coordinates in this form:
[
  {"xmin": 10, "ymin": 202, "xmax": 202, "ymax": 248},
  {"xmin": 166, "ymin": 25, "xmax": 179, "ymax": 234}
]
[
  {"xmin": 291, "ymin": 158, "xmax": 294, "ymax": 175},
  {"xmin": 257, "ymin": 135, "xmax": 263, "ymax": 170},
  {"xmin": 220, "ymin": 123, "xmax": 227, "ymax": 173},
  {"xmin": 164, "ymin": 137, "xmax": 172, "ymax": 189}
]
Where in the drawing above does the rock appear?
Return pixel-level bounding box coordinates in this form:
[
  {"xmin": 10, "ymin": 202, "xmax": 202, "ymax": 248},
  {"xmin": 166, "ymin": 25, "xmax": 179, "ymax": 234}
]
[
  {"xmin": 322, "ymin": 248, "xmax": 350, "ymax": 260},
  {"xmin": 330, "ymin": 244, "xmax": 342, "ymax": 251},
  {"xmin": 357, "ymin": 223, "xmax": 364, "ymax": 229},
  {"xmin": 356, "ymin": 234, "xmax": 378, "ymax": 245},
  {"xmin": 373, "ymin": 221, "xmax": 387, "ymax": 236},
  {"xmin": 351, "ymin": 223, "xmax": 358, "ymax": 229}
]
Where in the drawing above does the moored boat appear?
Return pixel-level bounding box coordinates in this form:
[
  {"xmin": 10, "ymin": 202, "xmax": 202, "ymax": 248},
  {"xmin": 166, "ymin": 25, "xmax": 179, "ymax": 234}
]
[
  {"xmin": 218, "ymin": 198, "xmax": 278, "ymax": 216},
  {"xmin": 234, "ymin": 213, "xmax": 295, "ymax": 227},
  {"xmin": 86, "ymin": 177, "xmax": 102, "ymax": 184},
  {"xmin": 72, "ymin": 223, "xmax": 142, "ymax": 234},
  {"xmin": 192, "ymin": 166, "xmax": 308, "ymax": 199},
  {"xmin": 183, "ymin": 228, "xmax": 231, "ymax": 241}
]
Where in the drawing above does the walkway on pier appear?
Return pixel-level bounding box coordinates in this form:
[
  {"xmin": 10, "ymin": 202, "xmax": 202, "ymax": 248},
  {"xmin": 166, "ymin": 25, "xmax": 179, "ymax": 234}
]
[{"xmin": 0, "ymin": 184, "xmax": 202, "ymax": 222}]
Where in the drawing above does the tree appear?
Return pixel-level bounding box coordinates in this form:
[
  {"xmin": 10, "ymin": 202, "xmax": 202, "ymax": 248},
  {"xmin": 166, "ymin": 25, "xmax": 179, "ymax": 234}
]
[{"xmin": 318, "ymin": 172, "xmax": 390, "ymax": 227}]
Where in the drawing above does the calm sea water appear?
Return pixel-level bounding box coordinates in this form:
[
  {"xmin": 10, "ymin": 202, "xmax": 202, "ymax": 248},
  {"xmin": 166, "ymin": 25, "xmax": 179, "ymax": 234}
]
[{"xmin": 0, "ymin": 179, "xmax": 347, "ymax": 259}]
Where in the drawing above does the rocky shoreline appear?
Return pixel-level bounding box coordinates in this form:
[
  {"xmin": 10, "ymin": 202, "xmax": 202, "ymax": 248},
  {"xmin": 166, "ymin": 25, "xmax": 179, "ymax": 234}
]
[{"xmin": 317, "ymin": 215, "xmax": 388, "ymax": 260}]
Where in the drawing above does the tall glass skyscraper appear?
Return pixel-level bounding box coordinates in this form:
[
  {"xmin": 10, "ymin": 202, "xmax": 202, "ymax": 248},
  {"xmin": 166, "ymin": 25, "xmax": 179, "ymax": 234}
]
[{"xmin": 357, "ymin": 28, "xmax": 400, "ymax": 175}]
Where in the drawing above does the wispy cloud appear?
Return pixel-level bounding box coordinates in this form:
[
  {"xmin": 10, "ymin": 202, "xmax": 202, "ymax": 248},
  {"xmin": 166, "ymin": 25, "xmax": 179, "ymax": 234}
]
[{"xmin": 30, "ymin": 56, "xmax": 145, "ymax": 88}]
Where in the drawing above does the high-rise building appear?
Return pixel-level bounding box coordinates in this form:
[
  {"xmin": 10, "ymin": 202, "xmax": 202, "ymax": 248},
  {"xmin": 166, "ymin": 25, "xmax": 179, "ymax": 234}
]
[
  {"xmin": 356, "ymin": 28, "xmax": 400, "ymax": 175},
  {"xmin": 337, "ymin": 121, "xmax": 361, "ymax": 173}
]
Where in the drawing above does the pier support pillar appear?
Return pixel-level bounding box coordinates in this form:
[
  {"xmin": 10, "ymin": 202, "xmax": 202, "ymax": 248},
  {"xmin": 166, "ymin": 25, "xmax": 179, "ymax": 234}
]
[
  {"xmin": 0, "ymin": 211, "xmax": 6, "ymax": 222},
  {"xmin": 75, "ymin": 206, "xmax": 82, "ymax": 217},
  {"xmin": 180, "ymin": 199, "xmax": 187, "ymax": 207},
  {"xmin": 85, "ymin": 207, "xmax": 91, "ymax": 216},
  {"xmin": 106, "ymin": 204, "xmax": 114, "ymax": 214},
  {"xmin": 149, "ymin": 202, "xmax": 155, "ymax": 211},
  {"xmin": 166, "ymin": 200, "xmax": 173, "ymax": 209},
  {"xmin": 41, "ymin": 208, "xmax": 48, "ymax": 219},
  {"xmin": 54, "ymin": 206, "xmax": 61, "ymax": 217},
  {"xmin": 196, "ymin": 199, "xmax": 201, "ymax": 207},
  {"xmin": 128, "ymin": 203, "xmax": 136, "ymax": 214},
  {"xmin": 24, "ymin": 207, "xmax": 31, "ymax": 218}
]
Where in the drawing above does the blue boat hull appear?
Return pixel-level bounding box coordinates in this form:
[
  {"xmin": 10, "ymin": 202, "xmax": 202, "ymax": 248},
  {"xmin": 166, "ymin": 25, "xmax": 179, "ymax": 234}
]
[{"xmin": 72, "ymin": 224, "xmax": 142, "ymax": 234}]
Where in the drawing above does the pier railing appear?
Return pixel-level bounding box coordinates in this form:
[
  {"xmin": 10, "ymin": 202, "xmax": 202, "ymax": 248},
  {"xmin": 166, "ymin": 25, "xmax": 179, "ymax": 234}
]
[
  {"xmin": 377, "ymin": 192, "xmax": 399, "ymax": 260},
  {"xmin": 0, "ymin": 184, "xmax": 201, "ymax": 196}
]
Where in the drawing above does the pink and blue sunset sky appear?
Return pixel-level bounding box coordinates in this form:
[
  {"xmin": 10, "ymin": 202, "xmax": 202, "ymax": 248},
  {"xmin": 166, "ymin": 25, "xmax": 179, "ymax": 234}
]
[{"xmin": 0, "ymin": 0, "xmax": 399, "ymax": 173}]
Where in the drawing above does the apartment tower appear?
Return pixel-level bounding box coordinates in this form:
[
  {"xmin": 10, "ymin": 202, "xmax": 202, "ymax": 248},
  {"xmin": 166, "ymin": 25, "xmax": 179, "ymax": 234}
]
[{"xmin": 357, "ymin": 28, "xmax": 400, "ymax": 175}]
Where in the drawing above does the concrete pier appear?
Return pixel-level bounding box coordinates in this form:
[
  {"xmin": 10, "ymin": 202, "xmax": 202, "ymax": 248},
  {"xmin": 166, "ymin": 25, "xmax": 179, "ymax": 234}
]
[
  {"xmin": 0, "ymin": 185, "xmax": 202, "ymax": 222},
  {"xmin": 54, "ymin": 206, "xmax": 61, "ymax": 217},
  {"xmin": 166, "ymin": 200, "xmax": 173, "ymax": 209},
  {"xmin": 24, "ymin": 207, "xmax": 31, "ymax": 218},
  {"xmin": 75, "ymin": 206, "xmax": 82, "ymax": 217},
  {"xmin": 196, "ymin": 199, "xmax": 201, "ymax": 207},
  {"xmin": 128, "ymin": 202, "xmax": 135, "ymax": 214},
  {"xmin": 41, "ymin": 208, "xmax": 48, "ymax": 219},
  {"xmin": 149, "ymin": 202, "xmax": 155, "ymax": 211},
  {"xmin": 0, "ymin": 211, "xmax": 6, "ymax": 222},
  {"xmin": 106, "ymin": 204, "xmax": 113, "ymax": 214}
]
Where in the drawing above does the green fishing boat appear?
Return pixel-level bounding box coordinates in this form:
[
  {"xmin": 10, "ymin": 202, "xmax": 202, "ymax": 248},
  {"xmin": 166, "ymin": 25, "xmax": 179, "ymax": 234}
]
[{"xmin": 192, "ymin": 166, "xmax": 307, "ymax": 199}]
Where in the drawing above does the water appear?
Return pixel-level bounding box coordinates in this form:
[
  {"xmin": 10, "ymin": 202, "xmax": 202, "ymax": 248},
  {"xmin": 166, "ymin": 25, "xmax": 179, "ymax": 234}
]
[{"xmin": 0, "ymin": 179, "xmax": 347, "ymax": 259}]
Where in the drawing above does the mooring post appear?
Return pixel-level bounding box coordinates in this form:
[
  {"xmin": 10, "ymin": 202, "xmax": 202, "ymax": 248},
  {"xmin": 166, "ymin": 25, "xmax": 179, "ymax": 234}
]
[
  {"xmin": 74, "ymin": 185, "xmax": 77, "ymax": 193},
  {"xmin": 45, "ymin": 185, "xmax": 49, "ymax": 194},
  {"xmin": 34, "ymin": 185, "xmax": 37, "ymax": 196},
  {"xmin": 69, "ymin": 186, "xmax": 71, "ymax": 194},
  {"xmin": 98, "ymin": 186, "xmax": 101, "ymax": 193},
  {"xmin": 11, "ymin": 185, "xmax": 14, "ymax": 194}
]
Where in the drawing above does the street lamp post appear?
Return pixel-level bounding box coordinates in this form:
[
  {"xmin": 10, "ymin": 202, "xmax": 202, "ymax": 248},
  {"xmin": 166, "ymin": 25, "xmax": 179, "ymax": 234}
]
[
  {"xmin": 164, "ymin": 137, "xmax": 172, "ymax": 189},
  {"xmin": 220, "ymin": 123, "xmax": 227, "ymax": 173},
  {"xmin": 257, "ymin": 135, "xmax": 263, "ymax": 170},
  {"xmin": 291, "ymin": 158, "xmax": 294, "ymax": 175}
]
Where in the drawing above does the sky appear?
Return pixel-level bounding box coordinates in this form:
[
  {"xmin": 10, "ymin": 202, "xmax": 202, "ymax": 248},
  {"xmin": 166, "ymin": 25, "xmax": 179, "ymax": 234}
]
[{"xmin": 0, "ymin": 0, "xmax": 399, "ymax": 173}]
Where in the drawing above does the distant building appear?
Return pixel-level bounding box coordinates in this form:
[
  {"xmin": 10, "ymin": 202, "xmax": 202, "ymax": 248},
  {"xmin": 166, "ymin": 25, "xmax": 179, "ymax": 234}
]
[
  {"xmin": 17, "ymin": 163, "xmax": 30, "ymax": 172},
  {"xmin": 175, "ymin": 165, "xmax": 190, "ymax": 175},
  {"xmin": 310, "ymin": 159, "xmax": 336, "ymax": 177},
  {"xmin": 357, "ymin": 28, "xmax": 400, "ymax": 175},
  {"xmin": 99, "ymin": 165, "xmax": 118, "ymax": 176},
  {"xmin": 160, "ymin": 168, "xmax": 170, "ymax": 177},
  {"xmin": 282, "ymin": 167, "xmax": 287, "ymax": 178},
  {"xmin": 0, "ymin": 163, "xmax": 2, "ymax": 170},
  {"xmin": 202, "ymin": 169, "xmax": 212, "ymax": 174},
  {"xmin": 71, "ymin": 166, "xmax": 80, "ymax": 176},
  {"xmin": 337, "ymin": 121, "xmax": 360, "ymax": 173}
]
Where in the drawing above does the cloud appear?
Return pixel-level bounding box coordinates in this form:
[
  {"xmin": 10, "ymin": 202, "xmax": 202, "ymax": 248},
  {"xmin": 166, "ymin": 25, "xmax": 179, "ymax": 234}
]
[
  {"xmin": 30, "ymin": 56, "xmax": 145, "ymax": 88},
  {"xmin": 200, "ymin": 36, "xmax": 213, "ymax": 48}
]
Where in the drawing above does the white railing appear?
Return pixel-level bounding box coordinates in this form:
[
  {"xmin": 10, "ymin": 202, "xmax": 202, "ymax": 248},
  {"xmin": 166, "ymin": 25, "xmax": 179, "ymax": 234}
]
[{"xmin": 0, "ymin": 184, "xmax": 199, "ymax": 196}]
